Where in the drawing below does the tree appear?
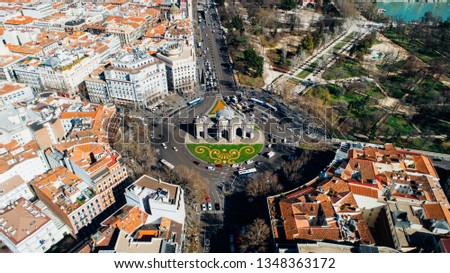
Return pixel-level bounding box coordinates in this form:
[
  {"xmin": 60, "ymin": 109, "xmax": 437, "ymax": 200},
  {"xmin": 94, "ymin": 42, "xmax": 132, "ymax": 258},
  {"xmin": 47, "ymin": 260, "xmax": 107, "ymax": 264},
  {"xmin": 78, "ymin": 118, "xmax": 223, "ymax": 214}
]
[
  {"xmin": 280, "ymin": 0, "xmax": 297, "ymax": 11},
  {"xmin": 240, "ymin": 219, "xmax": 270, "ymax": 253},
  {"xmin": 281, "ymin": 151, "xmax": 312, "ymax": 184},
  {"xmin": 174, "ymin": 165, "xmax": 208, "ymax": 204},
  {"xmin": 301, "ymin": 33, "xmax": 314, "ymax": 52},
  {"xmin": 184, "ymin": 216, "xmax": 204, "ymax": 252},
  {"xmin": 336, "ymin": 0, "xmax": 360, "ymax": 19},
  {"xmin": 243, "ymin": 48, "xmax": 264, "ymax": 77},
  {"xmin": 246, "ymin": 171, "xmax": 282, "ymax": 198}
]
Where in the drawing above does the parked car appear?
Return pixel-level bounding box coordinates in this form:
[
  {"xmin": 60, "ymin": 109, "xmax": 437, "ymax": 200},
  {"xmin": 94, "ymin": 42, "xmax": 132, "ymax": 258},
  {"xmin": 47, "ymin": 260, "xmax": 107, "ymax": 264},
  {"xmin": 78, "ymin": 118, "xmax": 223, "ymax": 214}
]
[
  {"xmin": 207, "ymin": 166, "xmax": 216, "ymax": 170},
  {"xmin": 201, "ymin": 203, "xmax": 207, "ymax": 211},
  {"xmin": 161, "ymin": 143, "xmax": 167, "ymax": 149},
  {"xmin": 193, "ymin": 161, "xmax": 200, "ymax": 165},
  {"xmin": 246, "ymin": 160, "xmax": 254, "ymax": 164},
  {"xmin": 216, "ymin": 164, "xmax": 224, "ymax": 168},
  {"xmin": 207, "ymin": 202, "xmax": 212, "ymax": 210},
  {"xmin": 215, "ymin": 203, "xmax": 220, "ymax": 210},
  {"xmin": 173, "ymin": 146, "xmax": 178, "ymax": 152}
]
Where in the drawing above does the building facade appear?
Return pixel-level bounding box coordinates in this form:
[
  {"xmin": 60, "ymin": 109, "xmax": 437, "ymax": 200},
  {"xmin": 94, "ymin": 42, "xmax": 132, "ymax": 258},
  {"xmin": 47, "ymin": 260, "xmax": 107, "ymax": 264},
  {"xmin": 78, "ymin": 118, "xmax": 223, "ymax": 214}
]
[
  {"xmin": 156, "ymin": 42, "xmax": 196, "ymax": 95},
  {"xmin": 104, "ymin": 49, "xmax": 168, "ymax": 109}
]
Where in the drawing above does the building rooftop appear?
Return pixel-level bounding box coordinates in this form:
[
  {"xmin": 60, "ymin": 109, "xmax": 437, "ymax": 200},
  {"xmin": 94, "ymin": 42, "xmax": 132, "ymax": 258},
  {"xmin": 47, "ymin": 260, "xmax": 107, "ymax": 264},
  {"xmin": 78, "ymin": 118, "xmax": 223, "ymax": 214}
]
[
  {"xmin": 4, "ymin": 16, "xmax": 35, "ymax": 25},
  {"xmin": 130, "ymin": 175, "xmax": 179, "ymax": 202},
  {"xmin": 32, "ymin": 166, "xmax": 95, "ymax": 215},
  {"xmin": 0, "ymin": 81, "xmax": 26, "ymax": 96},
  {"xmin": 0, "ymin": 175, "xmax": 25, "ymax": 199},
  {"xmin": 0, "ymin": 140, "xmax": 41, "ymax": 174},
  {"xmin": 101, "ymin": 205, "xmax": 148, "ymax": 235},
  {"xmin": 0, "ymin": 198, "xmax": 51, "ymax": 245}
]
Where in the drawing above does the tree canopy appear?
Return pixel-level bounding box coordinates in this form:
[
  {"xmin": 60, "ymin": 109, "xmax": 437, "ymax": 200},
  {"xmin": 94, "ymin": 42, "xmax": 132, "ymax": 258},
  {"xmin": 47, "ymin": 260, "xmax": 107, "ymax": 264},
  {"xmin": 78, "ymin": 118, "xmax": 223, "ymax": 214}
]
[{"xmin": 243, "ymin": 48, "xmax": 264, "ymax": 77}]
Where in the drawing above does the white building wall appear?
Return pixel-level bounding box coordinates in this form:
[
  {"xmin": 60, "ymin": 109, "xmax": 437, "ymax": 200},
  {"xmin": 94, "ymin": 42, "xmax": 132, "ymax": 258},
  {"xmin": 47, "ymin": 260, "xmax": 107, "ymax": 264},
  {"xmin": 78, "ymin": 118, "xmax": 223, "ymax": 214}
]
[
  {"xmin": 0, "ymin": 157, "xmax": 49, "ymax": 184},
  {"xmin": 0, "ymin": 183, "xmax": 34, "ymax": 209},
  {"xmin": 0, "ymin": 85, "xmax": 34, "ymax": 106},
  {"xmin": 22, "ymin": 3, "xmax": 54, "ymax": 19},
  {"xmin": 0, "ymin": 219, "xmax": 65, "ymax": 253}
]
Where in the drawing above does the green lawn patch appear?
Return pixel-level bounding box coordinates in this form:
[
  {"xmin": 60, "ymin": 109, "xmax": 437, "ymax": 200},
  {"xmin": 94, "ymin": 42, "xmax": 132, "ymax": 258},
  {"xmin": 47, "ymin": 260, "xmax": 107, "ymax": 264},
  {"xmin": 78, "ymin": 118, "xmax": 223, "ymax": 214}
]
[
  {"xmin": 186, "ymin": 143, "xmax": 264, "ymax": 164},
  {"xmin": 289, "ymin": 77, "xmax": 302, "ymax": 85},
  {"xmin": 296, "ymin": 69, "xmax": 312, "ymax": 79},
  {"xmin": 382, "ymin": 115, "xmax": 414, "ymax": 136},
  {"xmin": 322, "ymin": 57, "xmax": 369, "ymax": 80},
  {"xmin": 367, "ymin": 87, "xmax": 385, "ymax": 99},
  {"xmin": 237, "ymin": 72, "xmax": 265, "ymax": 88}
]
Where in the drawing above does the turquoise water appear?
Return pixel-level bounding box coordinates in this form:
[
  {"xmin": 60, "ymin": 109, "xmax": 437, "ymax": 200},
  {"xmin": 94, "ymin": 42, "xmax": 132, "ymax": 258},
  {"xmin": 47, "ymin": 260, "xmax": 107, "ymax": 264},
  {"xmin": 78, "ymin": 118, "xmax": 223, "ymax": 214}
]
[{"xmin": 376, "ymin": 2, "xmax": 450, "ymax": 22}]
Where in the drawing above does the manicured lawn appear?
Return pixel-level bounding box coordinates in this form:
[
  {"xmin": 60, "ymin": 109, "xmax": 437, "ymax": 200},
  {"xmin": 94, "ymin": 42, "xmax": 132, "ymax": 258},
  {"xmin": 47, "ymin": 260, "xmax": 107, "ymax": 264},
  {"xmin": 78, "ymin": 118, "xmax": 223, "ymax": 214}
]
[
  {"xmin": 322, "ymin": 58, "xmax": 369, "ymax": 80},
  {"xmin": 186, "ymin": 143, "xmax": 264, "ymax": 164},
  {"xmin": 367, "ymin": 87, "xmax": 385, "ymax": 99},
  {"xmin": 296, "ymin": 69, "xmax": 312, "ymax": 79},
  {"xmin": 289, "ymin": 77, "xmax": 302, "ymax": 85},
  {"xmin": 382, "ymin": 115, "xmax": 414, "ymax": 135},
  {"xmin": 238, "ymin": 73, "xmax": 265, "ymax": 88},
  {"xmin": 333, "ymin": 42, "xmax": 347, "ymax": 53}
]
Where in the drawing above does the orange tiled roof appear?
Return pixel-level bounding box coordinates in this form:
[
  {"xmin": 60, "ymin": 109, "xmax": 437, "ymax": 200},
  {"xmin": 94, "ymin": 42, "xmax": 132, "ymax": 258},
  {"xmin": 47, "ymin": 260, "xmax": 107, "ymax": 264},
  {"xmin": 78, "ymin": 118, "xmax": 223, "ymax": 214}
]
[
  {"xmin": 4, "ymin": 16, "xmax": 35, "ymax": 25},
  {"xmin": 423, "ymin": 203, "xmax": 450, "ymax": 223}
]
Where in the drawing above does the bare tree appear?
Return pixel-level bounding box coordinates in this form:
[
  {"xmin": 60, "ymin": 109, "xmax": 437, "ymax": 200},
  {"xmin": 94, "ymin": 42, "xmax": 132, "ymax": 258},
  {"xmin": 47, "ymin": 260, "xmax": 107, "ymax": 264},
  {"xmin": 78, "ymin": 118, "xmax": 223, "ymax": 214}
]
[
  {"xmin": 246, "ymin": 171, "xmax": 282, "ymax": 198},
  {"xmin": 281, "ymin": 151, "xmax": 312, "ymax": 183},
  {"xmin": 240, "ymin": 219, "xmax": 270, "ymax": 253},
  {"xmin": 174, "ymin": 165, "xmax": 209, "ymax": 204},
  {"xmin": 184, "ymin": 217, "xmax": 204, "ymax": 253},
  {"xmin": 336, "ymin": 0, "xmax": 360, "ymax": 19}
]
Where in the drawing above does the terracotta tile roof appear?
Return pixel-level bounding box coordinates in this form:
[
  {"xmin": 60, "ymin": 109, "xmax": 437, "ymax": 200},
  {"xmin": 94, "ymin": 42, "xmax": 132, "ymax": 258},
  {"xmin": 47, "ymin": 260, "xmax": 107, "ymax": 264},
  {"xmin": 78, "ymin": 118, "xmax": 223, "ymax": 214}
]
[
  {"xmin": 0, "ymin": 198, "xmax": 51, "ymax": 245},
  {"xmin": 4, "ymin": 16, "xmax": 35, "ymax": 25},
  {"xmin": 349, "ymin": 182, "xmax": 379, "ymax": 198},
  {"xmin": 102, "ymin": 205, "xmax": 148, "ymax": 235},
  {"xmin": 319, "ymin": 178, "xmax": 350, "ymax": 193},
  {"xmin": 6, "ymin": 44, "xmax": 42, "ymax": 55},
  {"xmin": 0, "ymin": 82, "xmax": 24, "ymax": 96},
  {"xmin": 316, "ymin": 194, "xmax": 335, "ymax": 218},
  {"xmin": 423, "ymin": 204, "xmax": 450, "ymax": 223}
]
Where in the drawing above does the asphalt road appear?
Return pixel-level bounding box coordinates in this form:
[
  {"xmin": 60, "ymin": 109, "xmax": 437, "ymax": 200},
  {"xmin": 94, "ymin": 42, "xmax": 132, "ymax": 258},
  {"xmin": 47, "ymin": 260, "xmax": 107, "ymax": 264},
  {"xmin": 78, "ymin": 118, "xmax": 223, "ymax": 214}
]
[{"xmin": 199, "ymin": 4, "xmax": 235, "ymax": 96}]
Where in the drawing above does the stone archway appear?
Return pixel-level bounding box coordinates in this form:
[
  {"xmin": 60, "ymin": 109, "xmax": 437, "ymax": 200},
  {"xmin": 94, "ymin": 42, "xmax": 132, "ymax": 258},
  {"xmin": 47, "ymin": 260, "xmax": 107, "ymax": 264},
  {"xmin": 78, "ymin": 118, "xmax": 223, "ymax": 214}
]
[
  {"xmin": 221, "ymin": 129, "xmax": 229, "ymax": 140},
  {"xmin": 236, "ymin": 127, "xmax": 243, "ymax": 138},
  {"xmin": 207, "ymin": 128, "xmax": 216, "ymax": 139}
]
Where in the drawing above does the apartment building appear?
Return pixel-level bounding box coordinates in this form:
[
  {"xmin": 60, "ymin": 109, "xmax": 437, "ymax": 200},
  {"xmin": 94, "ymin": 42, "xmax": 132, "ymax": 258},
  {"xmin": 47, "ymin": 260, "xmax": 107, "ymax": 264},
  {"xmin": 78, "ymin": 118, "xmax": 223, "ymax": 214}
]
[
  {"xmin": 0, "ymin": 198, "xmax": 67, "ymax": 253},
  {"xmin": 0, "ymin": 81, "xmax": 34, "ymax": 106},
  {"xmin": 156, "ymin": 42, "xmax": 196, "ymax": 95},
  {"xmin": 104, "ymin": 49, "xmax": 168, "ymax": 109},
  {"xmin": 124, "ymin": 175, "xmax": 185, "ymax": 225}
]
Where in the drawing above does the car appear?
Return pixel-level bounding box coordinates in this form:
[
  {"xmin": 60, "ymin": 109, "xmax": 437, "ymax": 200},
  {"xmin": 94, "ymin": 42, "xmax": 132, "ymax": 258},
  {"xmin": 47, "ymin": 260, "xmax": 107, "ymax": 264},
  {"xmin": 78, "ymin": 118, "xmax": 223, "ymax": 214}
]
[
  {"xmin": 207, "ymin": 166, "xmax": 216, "ymax": 170},
  {"xmin": 207, "ymin": 202, "xmax": 212, "ymax": 210},
  {"xmin": 201, "ymin": 203, "xmax": 207, "ymax": 211},
  {"xmin": 256, "ymin": 161, "xmax": 263, "ymax": 165},
  {"xmin": 215, "ymin": 203, "xmax": 220, "ymax": 210},
  {"xmin": 231, "ymin": 163, "xmax": 240, "ymax": 168},
  {"xmin": 216, "ymin": 164, "xmax": 224, "ymax": 168},
  {"xmin": 193, "ymin": 160, "xmax": 200, "ymax": 165},
  {"xmin": 173, "ymin": 146, "xmax": 178, "ymax": 152},
  {"xmin": 246, "ymin": 160, "xmax": 254, "ymax": 164},
  {"xmin": 161, "ymin": 143, "xmax": 167, "ymax": 149}
]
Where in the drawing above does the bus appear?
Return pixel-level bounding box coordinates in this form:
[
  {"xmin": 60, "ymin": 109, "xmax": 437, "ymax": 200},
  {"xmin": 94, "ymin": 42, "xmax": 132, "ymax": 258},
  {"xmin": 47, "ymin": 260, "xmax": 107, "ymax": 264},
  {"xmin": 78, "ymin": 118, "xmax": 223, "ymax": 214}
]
[
  {"xmin": 237, "ymin": 168, "xmax": 257, "ymax": 177},
  {"xmin": 265, "ymin": 103, "xmax": 277, "ymax": 112},
  {"xmin": 160, "ymin": 159, "xmax": 175, "ymax": 170},
  {"xmin": 187, "ymin": 98, "xmax": 204, "ymax": 107},
  {"xmin": 250, "ymin": 98, "xmax": 264, "ymax": 106}
]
